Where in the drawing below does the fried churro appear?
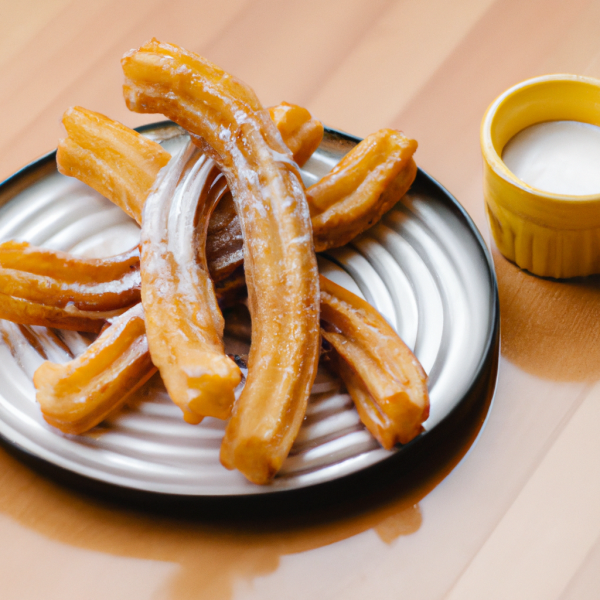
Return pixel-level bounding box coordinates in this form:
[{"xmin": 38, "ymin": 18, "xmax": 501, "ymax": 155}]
[
  {"xmin": 34, "ymin": 303, "xmax": 155, "ymax": 434},
  {"xmin": 319, "ymin": 275, "xmax": 429, "ymax": 448},
  {"xmin": 58, "ymin": 106, "xmax": 171, "ymax": 224},
  {"xmin": 269, "ymin": 102, "xmax": 323, "ymax": 167},
  {"xmin": 123, "ymin": 39, "xmax": 320, "ymax": 484},
  {"xmin": 308, "ymin": 129, "xmax": 417, "ymax": 252},
  {"xmin": 140, "ymin": 139, "xmax": 241, "ymax": 423},
  {"xmin": 0, "ymin": 242, "xmax": 140, "ymax": 331}
]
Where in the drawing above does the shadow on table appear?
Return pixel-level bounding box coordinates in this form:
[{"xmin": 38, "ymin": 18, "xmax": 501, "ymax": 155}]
[
  {"xmin": 0, "ymin": 345, "xmax": 496, "ymax": 599},
  {"xmin": 494, "ymin": 249, "xmax": 600, "ymax": 382}
]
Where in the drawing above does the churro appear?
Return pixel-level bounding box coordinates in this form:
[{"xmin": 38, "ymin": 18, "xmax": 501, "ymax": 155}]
[
  {"xmin": 0, "ymin": 242, "xmax": 140, "ymax": 331},
  {"xmin": 140, "ymin": 139, "xmax": 241, "ymax": 423},
  {"xmin": 269, "ymin": 102, "xmax": 323, "ymax": 167},
  {"xmin": 308, "ymin": 129, "xmax": 417, "ymax": 252},
  {"xmin": 319, "ymin": 275, "xmax": 429, "ymax": 447},
  {"xmin": 123, "ymin": 39, "xmax": 320, "ymax": 484},
  {"xmin": 58, "ymin": 106, "xmax": 171, "ymax": 224},
  {"xmin": 0, "ymin": 243, "xmax": 140, "ymax": 312},
  {"xmin": 34, "ymin": 303, "xmax": 155, "ymax": 434}
]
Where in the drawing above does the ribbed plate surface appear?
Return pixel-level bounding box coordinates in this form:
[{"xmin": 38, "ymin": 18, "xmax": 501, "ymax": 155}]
[{"xmin": 0, "ymin": 123, "xmax": 498, "ymax": 496}]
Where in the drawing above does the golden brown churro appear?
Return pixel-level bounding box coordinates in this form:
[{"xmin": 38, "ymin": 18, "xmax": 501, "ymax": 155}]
[
  {"xmin": 140, "ymin": 140, "xmax": 241, "ymax": 423},
  {"xmin": 0, "ymin": 244, "xmax": 140, "ymax": 312},
  {"xmin": 0, "ymin": 240, "xmax": 138, "ymax": 283},
  {"xmin": 58, "ymin": 107, "xmax": 171, "ymax": 224},
  {"xmin": 34, "ymin": 303, "xmax": 155, "ymax": 434},
  {"xmin": 0, "ymin": 293, "xmax": 105, "ymax": 333},
  {"xmin": 268, "ymin": 102, "xmax": 324, "ymax": 167},
  {"xmin": 0, "ymin": 242, "xmax": 140, "ymax": 331},
  {"xmin": 123, "ymin": 39, "xmax": 320, "ymax": 484},
  {"xmin": 308, "ymin": 129, "xmax": 417, "ymax": 252},
  {"xmin": 319, "ymin": 275, "xmax": 429, "ymax": 448}
]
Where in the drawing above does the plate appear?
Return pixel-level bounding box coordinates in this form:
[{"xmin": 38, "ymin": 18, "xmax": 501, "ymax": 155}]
[{"xmin": 0, "ymin": 123, "xmax": 499, "ymax": 497}]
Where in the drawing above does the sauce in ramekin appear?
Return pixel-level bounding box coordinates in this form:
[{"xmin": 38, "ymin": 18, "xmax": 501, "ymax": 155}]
[{"xmin": 502, "ymin": 120, "xmax": 600, "ymax": 196}]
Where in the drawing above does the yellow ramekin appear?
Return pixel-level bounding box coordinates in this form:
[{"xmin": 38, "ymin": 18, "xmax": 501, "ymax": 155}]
[{"xmin": 481, "ymin": 74, "xmax": 600, "ymax": 278}]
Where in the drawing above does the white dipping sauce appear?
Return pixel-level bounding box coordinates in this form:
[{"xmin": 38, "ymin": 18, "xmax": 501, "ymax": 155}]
[{"xmin": 502, "ymin": 120, "xmax": 600, "ymax": 196}]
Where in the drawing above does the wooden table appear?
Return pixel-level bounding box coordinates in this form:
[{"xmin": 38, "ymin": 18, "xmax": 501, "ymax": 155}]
[{"xmin": 2, "ymin": 1, "xmax": 600, "ymax": 598}]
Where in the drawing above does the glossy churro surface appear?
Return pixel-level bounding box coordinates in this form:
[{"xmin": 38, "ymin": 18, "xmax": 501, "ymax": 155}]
[
  {"xmin": 123, "ymin": 40, "xmax": 321, "ymax": 484},
  {"xmin": 34, "ymin": 303, "xmax": 155, "ymax": 434},
  {"xmin": 58, "ymin": 106, "xmax": 171, "ymax": 224},
  {"xmin": 308, "ymin": 129, "xmax": 417, "ymax": 251},
  {"xmin": 139, "ymin": 141, "xmax": 241, "ymax": 424},
  {"xmin": 320, "ymin": 275, "xmax": 429, "ymax": 448}
]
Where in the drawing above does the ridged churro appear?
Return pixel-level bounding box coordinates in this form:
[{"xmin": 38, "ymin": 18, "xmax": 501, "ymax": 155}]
[
  {"xmin": 140, "ymin": 139, "xmax": 241, "ymax": 423},
  {"xmin": 268, "ymin": 102, "xmax": 323, "ymax": 167},
  {"xmin": 34, "ymin": 303, "xmax": 155, "ymax": 434},
  {"xmin": 58, "ymin": 106, "xmax": 171, "ymax": 224},
  {"xmin": 0, "ymin": 242, "xmax": 140, "ymax": 331},
  {"xmin": 319, "ymin": 275, "xmax": 429, "ymax": 447},
  {"xmin": 308, "ymin": 129, "xmax": 417, "ymax": 252},
  {"xmin": 123, "ymin": 39, "xmax": 320, "ymax": 484}
]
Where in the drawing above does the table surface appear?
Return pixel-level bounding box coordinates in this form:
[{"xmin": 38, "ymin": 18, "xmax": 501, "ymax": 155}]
[{"xmin": 2, "ymin": 1, "xmax": 600, "ymax": 598}]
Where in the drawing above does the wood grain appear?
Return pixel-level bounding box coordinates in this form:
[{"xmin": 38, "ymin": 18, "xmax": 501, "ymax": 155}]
[{"xmin": 2, "ymin": 1, "xmax": 600, "ymax": 598}]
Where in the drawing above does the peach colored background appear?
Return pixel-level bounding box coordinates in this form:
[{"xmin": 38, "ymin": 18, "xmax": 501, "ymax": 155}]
[{"xmin": 3, "ymin": 1, "xmax": 600, "ymax": 598}]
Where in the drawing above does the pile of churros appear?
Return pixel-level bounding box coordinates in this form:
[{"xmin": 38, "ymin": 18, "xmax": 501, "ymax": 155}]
[{"xmin": 0, "ymin": 40, "xmax": 429, "ymax": 485}]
